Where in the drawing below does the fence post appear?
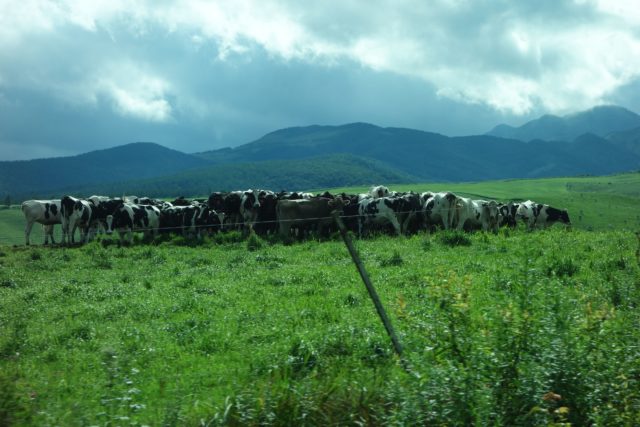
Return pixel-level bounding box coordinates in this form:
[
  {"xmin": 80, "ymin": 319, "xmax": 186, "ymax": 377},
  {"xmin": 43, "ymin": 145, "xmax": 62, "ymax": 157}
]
[{"xmin": 332, "ymin": 211, "xmax": 405, "ymax": 359}]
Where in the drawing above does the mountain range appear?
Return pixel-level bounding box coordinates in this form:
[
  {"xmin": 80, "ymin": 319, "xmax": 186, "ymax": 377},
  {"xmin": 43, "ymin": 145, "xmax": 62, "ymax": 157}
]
[{"xmin": 2, "ymin": 105, "xmax": 640, "ymax": 200}]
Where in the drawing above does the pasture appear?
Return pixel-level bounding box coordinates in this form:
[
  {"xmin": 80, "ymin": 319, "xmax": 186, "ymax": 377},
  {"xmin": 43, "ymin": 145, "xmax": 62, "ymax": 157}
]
[
  {"xmin": 2, "ymin": 172, "xmax": 640, "ymax": 247},
  {"xmin": 0, "ymin": 173, "xmax": 639, "ymax": 425}
]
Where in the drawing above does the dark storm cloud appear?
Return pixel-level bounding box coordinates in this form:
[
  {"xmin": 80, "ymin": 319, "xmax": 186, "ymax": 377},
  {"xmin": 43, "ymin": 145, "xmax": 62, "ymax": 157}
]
[{"xmin": 0, "ymin": 0, "xmax": 638, "ymax": 159}]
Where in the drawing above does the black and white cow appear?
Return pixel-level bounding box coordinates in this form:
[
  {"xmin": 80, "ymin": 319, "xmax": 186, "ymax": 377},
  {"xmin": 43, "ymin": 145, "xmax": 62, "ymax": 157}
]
[
  {"xmin": 21, "ymin": 199, "xmax": 61, "ymax": 245},
  {"xmin": 240, "ymin": 190, "xmax": 262, "ymax": 233},
  {"xmin": 370, "ymin": 185, "xmax": 390, "ymax": 199},
  {"xmin": 159, "ymin": 203, "xmax": 219, "ymax": 239},
  {"xmin": 106, "ymin": 203, "xmax": 161, "ymax": 244},
  {"xmin": 423, "ymin": 192, "xmax": 458, "ymax": 230},
  {"xmin": 193, "ymin": 204, "xmax": 222, "ymax": 238},
  {"xmin": 88, "ymin": 196, "xmax": 124, "ymax": 234},
  {"xmin": 61, "ymin": 196, "xmax": 94, "ymax": 245},
  {"xmin": 497, "ymin": 202, "xmax": 520, "ymax": 228},
  {"xmin": 516, "ymin": 200, "xmax": 571, "ymax": 229},
  {"xmin": 358, "ymin": 195, "xmax": 419, "ymax": 237},
  {"xmin": 207, "ymin": 191, "xmax": 243, "ymax": 231},
  {"xmin": 454, "ymin": 198, "xmax": 500, "ymax": 232}
]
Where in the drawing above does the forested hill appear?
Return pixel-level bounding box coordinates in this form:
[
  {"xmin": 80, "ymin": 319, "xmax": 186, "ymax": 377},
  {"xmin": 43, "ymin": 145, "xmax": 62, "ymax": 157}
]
[
  {"xmin": 0, "ymin": 142, "xmax": 210, "ymax": 199},
  {"xmin": 51, "ymin": 154, "xmax": 418, "ymax": 199},
  {"xmin": 3, "ymin": 105, "xmax": 640, "ymax": 201},
  {"xmin": 196, "ymin": 122, "xmax": 640, "ymax": 181}
]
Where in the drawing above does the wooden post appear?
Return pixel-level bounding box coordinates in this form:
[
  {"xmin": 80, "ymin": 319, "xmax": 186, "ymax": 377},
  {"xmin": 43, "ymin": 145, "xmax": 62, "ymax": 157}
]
[{"xmin": 332, "ymin": 211, "xmax": 404, "ymax": 358}]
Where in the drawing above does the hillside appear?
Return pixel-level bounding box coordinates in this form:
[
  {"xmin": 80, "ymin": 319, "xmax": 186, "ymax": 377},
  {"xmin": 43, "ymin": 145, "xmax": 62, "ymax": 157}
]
[
  {"xmin": 197, "ymin": 122, "xmax": 640, "ymax": 181},
  {"xmin": 607, "ymin": 126, "xmax": 640, "ymax": 156},
  {"xmin": 0, "ymin": 142, "xmax": 210, "ymax": 199},
  {"xmin": 486, "ymin": 105, "xmax": 640, "ymax": 142},
  {"xmin": 56, "ymin": 154, "xmax": 418, "ymax": 198},
  {"xmin": 3, "ymin": 105, "xmax": 640, "ymax": 201}
]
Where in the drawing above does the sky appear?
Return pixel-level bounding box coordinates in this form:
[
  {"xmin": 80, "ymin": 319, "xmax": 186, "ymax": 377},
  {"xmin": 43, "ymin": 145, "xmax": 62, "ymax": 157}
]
[{"xmin": 1, "ymin": 0, "xmax": 640, "ymax": 160}]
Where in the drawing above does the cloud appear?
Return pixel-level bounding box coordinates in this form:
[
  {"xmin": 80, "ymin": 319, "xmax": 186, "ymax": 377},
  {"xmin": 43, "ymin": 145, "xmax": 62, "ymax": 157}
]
[
  {"xmin": 1, "ymin": 0, "xmax": 640, "ymax": 159},
  {"xmin": 97, "ymin": 65, "xmax": 174, "ymax": 122},
  {"xmin": 3, "ymin": 0, "xmax": 639, "ymax": 117}
]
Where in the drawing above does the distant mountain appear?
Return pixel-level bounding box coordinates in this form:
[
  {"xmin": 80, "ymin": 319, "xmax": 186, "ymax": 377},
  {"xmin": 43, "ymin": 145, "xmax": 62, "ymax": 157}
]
[
  {"xmin": 56, "ymin": 154, "xmax": 418, "ymax": 198},
  {"xmin": 4, "ymin": 106, "xmax": 640, "ymax": 201},
  {"xmin": 607, "ymin": 126, "xmax": 640, "ymax": 157},
  {"xmin": 196, "ymin": 121, "xmax": 640, "ymax": 182},
  {"xmin": 0, "ymin": 142, "xmax": 210, "ymax": 199},
  {"xmin": 486, "ymin": 105, "xmax": 640, "ymax": 142}
]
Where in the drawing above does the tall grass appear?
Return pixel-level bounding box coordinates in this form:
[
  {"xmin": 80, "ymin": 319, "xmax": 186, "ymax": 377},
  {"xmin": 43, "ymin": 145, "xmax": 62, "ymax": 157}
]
[{"xmin": 0, "ymin": 228, "xmax": 639, "ymax": 425}]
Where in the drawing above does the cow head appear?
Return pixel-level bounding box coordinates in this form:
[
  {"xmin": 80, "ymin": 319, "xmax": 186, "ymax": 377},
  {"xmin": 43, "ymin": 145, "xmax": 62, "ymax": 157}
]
[
  {"xmin": 482, "ymin": 201, "xmax": 499, "ymax": 232},
  {"xmin": 105, "ymin": 215, "xmax": 114, "ymax": 234},
  {"xmin": 328, "ymin": 196, "xmax": 350, "ymax": 214},
  {"xmin": 244, "ymin": 190, "xmax": 260, "ymax": 209}
]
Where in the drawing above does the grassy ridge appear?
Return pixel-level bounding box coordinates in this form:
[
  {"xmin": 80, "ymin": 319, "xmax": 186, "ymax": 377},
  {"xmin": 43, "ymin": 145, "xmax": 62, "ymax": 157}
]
[{"xmin": 1, "ymin": 229, "xmax": 639, "ymax": 425}]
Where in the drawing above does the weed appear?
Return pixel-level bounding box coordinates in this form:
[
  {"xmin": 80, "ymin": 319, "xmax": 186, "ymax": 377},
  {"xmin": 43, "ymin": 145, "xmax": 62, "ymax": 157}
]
[
  {"xmin": 545, "ymin": 257, "xmax": 579, "ymax": 278},
  {"xmin": 246, "ymin": 232, "xmax": 263, "ymax": 252},
  {"xmin": 0, "ymin": 279, "xmax": 16, "ymax": 289},
  {"xmin": 439, "ymin": 230, "xmax": 472, "ymax": 247},
  {"xmin": 380, "ymin": 250, "xmax": 404, "ymax": 267}
]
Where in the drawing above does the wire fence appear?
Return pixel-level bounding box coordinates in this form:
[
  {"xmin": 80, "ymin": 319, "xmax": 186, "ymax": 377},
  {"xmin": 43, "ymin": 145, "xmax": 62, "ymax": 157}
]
[{"xmin": 0, "ymin": 210, "xmax": 427, "ymax": 246}]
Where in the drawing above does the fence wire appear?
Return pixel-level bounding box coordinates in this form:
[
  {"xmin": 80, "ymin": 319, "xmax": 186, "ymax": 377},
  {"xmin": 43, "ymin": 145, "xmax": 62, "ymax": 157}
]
[{"xmin": 1, "ymin": 210, "xmax": 428, "ymax": 246}]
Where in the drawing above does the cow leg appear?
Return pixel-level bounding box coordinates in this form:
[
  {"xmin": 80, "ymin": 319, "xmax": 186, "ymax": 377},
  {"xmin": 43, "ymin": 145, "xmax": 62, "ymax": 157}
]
[
  {"xmin": 389, "ymin": 215, "xmax": 402, "ymax": 236},
  {"xmin": 25, "ymin": 220, "xmax": 34, "ymax": 245},
  {"xmin": 42, "ymin": 224, "xmax": 52, "ymax": 245},
  {"xmin": 44, "ymin": 224, "xmax": 57, "ymax": 245}
]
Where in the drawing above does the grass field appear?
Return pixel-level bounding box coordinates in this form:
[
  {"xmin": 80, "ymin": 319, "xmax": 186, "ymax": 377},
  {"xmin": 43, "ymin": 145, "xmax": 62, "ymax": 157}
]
[
  {"xmin": 1, "ymin": 228, "xmax": 639, "ymax": 425},
  {"xmin": 1, "ymin": 172, "xmax": 639, "ymax": 425}
]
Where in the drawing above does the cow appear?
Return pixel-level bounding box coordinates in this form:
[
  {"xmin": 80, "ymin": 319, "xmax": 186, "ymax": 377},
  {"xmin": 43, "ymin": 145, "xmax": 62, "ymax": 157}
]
[
  {"xmin": 516, "ymin": 200, "xmax": 571, "ymax": 229},
  {"xmin": 255, "ymin": 191, "xmax": 279, "ymax": 235},
  {"xmin": 339, "ymin": 193, "xmax": 362, "ymax": 233},
  {"xmin": 69, "ymin": 200, "xmax": 94, "ymax": 244},
  {"xmin": 192, "ymin": 204, "xmax": 222, "ymax": 238},
  {"xmin": 61, "ymin": 196, "xmax": 94, "ymax": 245},
  {"xmin": 240, "ymin": 190, "xmax": 262, "ymax": 233},
  {"xmin": 207, "ymin": 191, "xmax": 243, "ymax": 231},
  {"xmin": 276, "ymin": 196, "xmax": 349, "ymax": 238},
  {"xmin": 358, "ymin": 195, "xmax": 420, "ymax": 237},
  {"xmin": 421, "ymin": 191, "xmax": 458, "ymax": 230},
  {"xmin": 497, "ymin": 202, "xmax": 519, "ymax": 228},
  {"xmin": 106, "ymin": 203, "xmax": 161, "ymax": 244},
  {"xmin": 454, "ymin": 198, "xmax": 500, "ymax": 232},
  {"xmin": 207, "ymin": 192, "xmax": 227, "ymax": 226},
  {"xmin": 88, "ymin": 196, "xmax": 123, "ymax": 234},
  {"xmin": 21, "ymin": 199, "xmax": 61, "ymax": 245},
  {"xmin": 369, "ymin": 185, "xmax": 390, "ymax": 199}
]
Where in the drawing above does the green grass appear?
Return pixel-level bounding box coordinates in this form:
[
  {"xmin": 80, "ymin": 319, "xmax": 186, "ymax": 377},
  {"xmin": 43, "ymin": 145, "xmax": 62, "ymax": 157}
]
[
  {"xmin": 1, "ymin": 229, "xmax": 639, "ymax": 425},
  {"xmin": 332, "ymin": 171, "xmax": 640, "ymax": 231}
]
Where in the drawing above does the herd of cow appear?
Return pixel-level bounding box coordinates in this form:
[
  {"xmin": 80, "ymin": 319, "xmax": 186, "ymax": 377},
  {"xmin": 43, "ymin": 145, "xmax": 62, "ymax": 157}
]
[{"xmin": 20, "ymin": 185, "xmax": 571, "ymax": 246}]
